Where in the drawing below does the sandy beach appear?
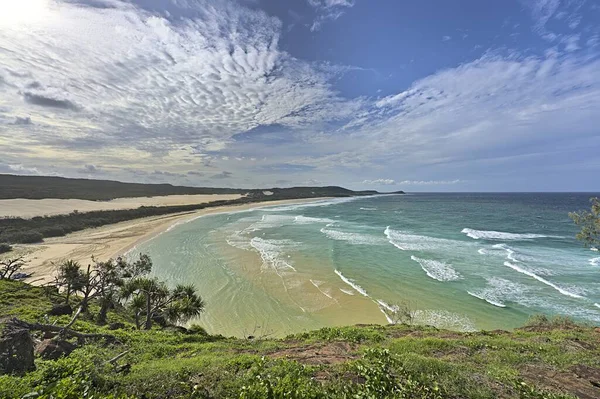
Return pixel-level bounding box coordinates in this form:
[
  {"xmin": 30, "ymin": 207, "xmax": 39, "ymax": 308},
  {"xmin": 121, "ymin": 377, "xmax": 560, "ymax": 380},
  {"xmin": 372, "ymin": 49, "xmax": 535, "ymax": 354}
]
[
  {"xmin": 0, "ymin": 194, "xmax": 243, "ymax": 218},
  {"xmin": 8, "ymin": 198, "xmax": 327, "ymax": 285}
]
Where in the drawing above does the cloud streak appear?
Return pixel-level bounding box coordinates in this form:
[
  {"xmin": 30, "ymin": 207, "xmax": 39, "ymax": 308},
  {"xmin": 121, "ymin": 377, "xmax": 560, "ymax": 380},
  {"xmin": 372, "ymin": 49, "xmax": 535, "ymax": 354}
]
[{"xmin": 0, "ymin": 0, "xmax": 598, "ymax": 190}]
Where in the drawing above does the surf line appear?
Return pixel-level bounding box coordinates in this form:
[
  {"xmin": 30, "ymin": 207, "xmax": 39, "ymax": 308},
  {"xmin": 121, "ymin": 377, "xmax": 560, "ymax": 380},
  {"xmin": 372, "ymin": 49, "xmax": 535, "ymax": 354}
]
[{"xmin": 334, "ymin": 269, "xmax": 402, "ymax": 324}]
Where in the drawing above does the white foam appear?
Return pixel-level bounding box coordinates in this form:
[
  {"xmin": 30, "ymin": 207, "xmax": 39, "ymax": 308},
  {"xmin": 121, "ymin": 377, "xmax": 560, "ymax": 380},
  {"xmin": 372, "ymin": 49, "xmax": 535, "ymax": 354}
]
[
  {"xmin": 226, "ymin": 230, "xmax": 253, "ymax": 251},
  {"xmin": 477, "ymin": 248, "xmax": 487, "ymax": 255},
  {"xmin": 376, "ymin": 300, "xmax": 396, "ymax": 313},
  {"xmin": 493, "ymin": 243, "xmax": 520, "ymax": 263},
  {"xmin": 467, "ymin": 291, "xmax": 506, "ymax": 308},
  {"xmin": 334, "ymin": 270, "xmax": 369, "ymax": 297},
  {"xmin": 262, "ymin": 196, "xmax": 364, "ymax": 212},
  {"xmin": 503, "ymin": 261, "xmax": 583, "ymax": 299},
  {"xmin": 589, "ymin": 257, "xmax": 600, "ymax": 267},
  {"xmin": 492, "ymin": 244, "xmax": 556, "ymax": 275},
  {"xmin": 462, "ymin": 228, "xmax": 559, "ymax": 241},
  {"xmin": 360, "ymin": 207, "xmax": 377, "ymax": 211},
  {"xmin": 594, "ymin": 303, "xmax": 600, "ymax": 309},
  {"xmin": 245, "ymin": 214, "xmax": 295, "ymax": 232},
  {"xmin": 591, "ymin": 247, "xmax": 599, "ymax": 252},
  {"xmin": 376, "ymin": 300, "xmax": 397, "ymax": 323},
  {"xmin": 467, "ymin": 277, "xmax": 531, "ymax": 309},
  {"xmin": 321, "ymin": 228, "xmax": 384, "ymax": 245},
  {"xmin": 385, "ymin": 227, "xmax": 462, "ymax": 251},
  {"xmin": 340, "ymin": 288, "xmax": 355, "ymax": 296},
  {"xmin": 293, "ymin": 215, "xmax": 335, "ymax": 224},
  {"xmin": 310, "ymin": 279, "xmax": 338, "ymax": 303},
  {"xmin": 250, "ymin": 237, "xmax": 297, "ymax": 272},
  {"xmin": 410, "ymin": 256, "xmax": 461, "ymax": 281}
]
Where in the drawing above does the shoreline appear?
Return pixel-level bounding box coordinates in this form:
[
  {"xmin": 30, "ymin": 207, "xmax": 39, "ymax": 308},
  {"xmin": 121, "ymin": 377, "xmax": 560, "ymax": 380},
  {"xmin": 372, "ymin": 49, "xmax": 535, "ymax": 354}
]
[{"xmin": 14, "ymin": 197, "xmax": 331, "ymax": 285}]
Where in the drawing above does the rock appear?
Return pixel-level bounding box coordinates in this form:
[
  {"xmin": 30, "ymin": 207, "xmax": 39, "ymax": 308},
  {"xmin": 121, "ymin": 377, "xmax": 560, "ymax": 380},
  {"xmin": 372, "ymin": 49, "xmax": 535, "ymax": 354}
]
[
  {"xmin": 47, "ymin": 303, "xmax": 73, "ymax": 316},
  {"xmin": 0, "ymin": 329, "xmax": 35, "ymax": 375},
  {"xmin": 108, "ymin": 322, "xmax": 125, "ymax": 330},
  {"xmin": 35, "ymin": 339, "xmax": 76, "ymax": 360}
]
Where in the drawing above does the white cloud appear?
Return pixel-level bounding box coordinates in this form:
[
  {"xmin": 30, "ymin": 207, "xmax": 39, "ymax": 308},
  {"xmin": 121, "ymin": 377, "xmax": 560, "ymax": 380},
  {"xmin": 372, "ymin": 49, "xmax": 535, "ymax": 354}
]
[
  {"xmin": 524, "ymin": 0, "xmax": 561, "ymax": 32},
  {"xmin": 362, "ymin": 179, "xmax": 396, "ymax": 185},
  {"xmin": 0, "ymin": 0, "xmax": 348, "ymax": 169},
  {"xmin": 307, "ymin": 0, "xmax": 355, "ymax": 31},
  {"xmin": 0, "ymin": 164, "xmax": 42, "ymax": 175},
  {"xmin": 398, "ymin": 180, "xmax": 463, "ymax": 186},
  {"xmin": 0, "ymin": 0, "xmax": 599, "ymax": 190}
]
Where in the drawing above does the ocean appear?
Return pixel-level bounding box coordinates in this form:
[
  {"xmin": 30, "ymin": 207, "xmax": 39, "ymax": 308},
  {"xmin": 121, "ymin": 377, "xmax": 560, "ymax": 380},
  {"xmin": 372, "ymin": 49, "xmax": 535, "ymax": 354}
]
[{"xmin": 128, "ymin": 193, "xmax": 600, "ymax": 337}]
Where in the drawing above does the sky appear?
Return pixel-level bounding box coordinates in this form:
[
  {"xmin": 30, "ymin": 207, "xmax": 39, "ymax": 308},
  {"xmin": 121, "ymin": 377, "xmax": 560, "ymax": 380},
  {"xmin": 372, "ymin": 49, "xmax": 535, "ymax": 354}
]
[{"xmin": 0, "ymin": 0, "xmax": 599, "ymax": 192}]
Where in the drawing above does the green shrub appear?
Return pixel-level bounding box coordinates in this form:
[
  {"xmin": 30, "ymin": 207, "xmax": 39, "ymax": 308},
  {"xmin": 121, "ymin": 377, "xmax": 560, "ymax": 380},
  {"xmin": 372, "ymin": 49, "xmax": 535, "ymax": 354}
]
[{"xmin": 0, "ymin": 243, "xmax": 11, "ymax": 254}]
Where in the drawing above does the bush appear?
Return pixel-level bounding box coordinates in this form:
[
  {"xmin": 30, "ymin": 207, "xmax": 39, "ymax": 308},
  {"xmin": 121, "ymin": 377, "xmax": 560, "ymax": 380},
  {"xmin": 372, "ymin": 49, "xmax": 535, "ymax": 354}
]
[
  {"xmin": 0, "ymin": 243, "xmax": 12, "ymax": 254},
  {"xmin": 526, "ymin": 315, "xmax": 581, "ymax": 329},
  {"xmin": 188, "ymin": 324, "xmax": 209, "ymax": 336},
  {"xmin": 1, "ymin": 230, "xmax": 44, "ymax": 244}
]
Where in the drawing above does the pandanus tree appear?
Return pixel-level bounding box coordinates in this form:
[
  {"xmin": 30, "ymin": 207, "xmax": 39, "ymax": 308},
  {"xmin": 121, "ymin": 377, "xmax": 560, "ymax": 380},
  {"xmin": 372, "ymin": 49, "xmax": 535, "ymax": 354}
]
[
  {"xmin": 62, "ymin": 253, "xmax": 153, "ymax": 327},
  {"xmin": 121, "ymin": 277, "xmax": 204, "ymax": 330},
  {"xmin": 55, "ymin": 260, "xmax": 85, "ymax": 305}
]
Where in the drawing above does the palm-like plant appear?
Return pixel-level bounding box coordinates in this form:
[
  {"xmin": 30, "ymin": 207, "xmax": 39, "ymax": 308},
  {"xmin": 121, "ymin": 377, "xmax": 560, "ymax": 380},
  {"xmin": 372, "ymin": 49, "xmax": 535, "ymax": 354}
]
[
  {"xmin": 55, "ymin": 260, "xmax": 84, "ymax": 305},
  {"xmin": 165, "ymin": 284, "xmax": 205, "ymax": 325},
  {"xmin": 121, "ymin": 278, "xmax": 204, "ymax": 330}
]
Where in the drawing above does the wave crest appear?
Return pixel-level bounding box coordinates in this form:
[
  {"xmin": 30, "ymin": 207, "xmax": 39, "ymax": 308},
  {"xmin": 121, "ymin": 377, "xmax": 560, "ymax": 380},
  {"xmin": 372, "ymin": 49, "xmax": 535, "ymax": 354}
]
[
  {"xmin": 462, "ymin": 228, "xmax": 558, "ymax": 241},
  {"xmin": 410, "ymin": 256, "xmax": 462, "ymax": 281}
]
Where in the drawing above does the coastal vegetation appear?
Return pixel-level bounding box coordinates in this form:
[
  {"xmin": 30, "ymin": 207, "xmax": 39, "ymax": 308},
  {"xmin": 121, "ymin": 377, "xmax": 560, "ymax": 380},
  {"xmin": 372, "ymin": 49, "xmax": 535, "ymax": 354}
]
[
  {"xmin": 1, "ymin": 273, "xmax": 598, "ymax": 398},
  {"xmin": 570, "ymin": 197, "xmax": 600, "ymax": 248},
  {"xmin": 0, "ymin": 191, "xmax": 597, "ymax": 398},
  {"xmin": 0, "ymin": 174, "xmax": 383, "ymax": 201},
  {"xmin": 0, "ymin": 174, "xmax": 390, "ymax": 246}
]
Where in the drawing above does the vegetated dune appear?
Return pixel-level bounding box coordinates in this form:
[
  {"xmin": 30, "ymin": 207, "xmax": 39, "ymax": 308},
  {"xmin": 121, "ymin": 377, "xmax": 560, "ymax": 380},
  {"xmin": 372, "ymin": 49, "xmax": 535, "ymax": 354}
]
[{"xmin": 0, "ymin": 194, "xmax": 243, "ymax": 219}]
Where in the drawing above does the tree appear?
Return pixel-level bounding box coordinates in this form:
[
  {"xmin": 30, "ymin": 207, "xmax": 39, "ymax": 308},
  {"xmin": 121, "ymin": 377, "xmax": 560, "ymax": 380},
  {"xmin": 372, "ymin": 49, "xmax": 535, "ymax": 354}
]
[
  {"xmin": 570, "ymin": 197, "xmax": 600, "ymax": 248},
  {"xmin": 121, "ymin": 277, "xmax": 204, "ymax": 330},
  {"xmin": 67, "ymin": 253, "xmax": 153, "ymax": 326},
  {"xmin": 0, "ymin": 256, "xmax": 26, "ymax": 280},
  {"xmin": 55, "ymin": 260, "xmax": 84, "ymax": 305}
]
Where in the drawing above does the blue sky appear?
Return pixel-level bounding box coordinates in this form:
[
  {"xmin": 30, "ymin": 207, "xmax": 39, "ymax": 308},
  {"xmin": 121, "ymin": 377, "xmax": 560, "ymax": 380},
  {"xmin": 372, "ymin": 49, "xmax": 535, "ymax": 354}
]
[{"xmin": 0, "ymin": 0, "xmax": 599, "ymax": 191}]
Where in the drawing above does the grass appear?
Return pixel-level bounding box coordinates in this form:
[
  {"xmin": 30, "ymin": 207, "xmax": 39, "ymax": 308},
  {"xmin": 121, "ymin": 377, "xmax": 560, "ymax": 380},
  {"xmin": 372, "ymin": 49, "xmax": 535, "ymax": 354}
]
[{"xmin": 1, "ymin": 279, "xmax": 597, "ymax": 399}]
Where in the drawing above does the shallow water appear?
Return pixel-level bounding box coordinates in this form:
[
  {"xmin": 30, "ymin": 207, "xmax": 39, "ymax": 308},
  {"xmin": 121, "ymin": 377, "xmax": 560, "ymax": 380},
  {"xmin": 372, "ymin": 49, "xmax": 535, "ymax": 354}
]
[{"xmin": 129, "ymin": 193, "xmax": 600, "ymax": 336}]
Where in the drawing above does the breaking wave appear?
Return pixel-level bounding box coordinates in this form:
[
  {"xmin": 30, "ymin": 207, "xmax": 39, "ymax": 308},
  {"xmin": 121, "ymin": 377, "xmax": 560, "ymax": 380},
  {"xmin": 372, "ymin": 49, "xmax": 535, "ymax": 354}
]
[
  {"xmin": 321, "ymin": 228, "xmax": 385, "ymax": 245},
  {"xmin": 250, "ymin": 237, "xmax": 297, "ymax": 272},
  {"xmin": 462, "ymin": 228, "xmax": 560, "ymax": 241},
  {"xmin": 334, "ymin": 270, "xmax": 369, "ymax": 297},
  {"xmin": 410, "ymin": 256, "xmax": 461, "ymax": 281},
  {"xmin": 384, "ymin": 226, "xmax": 461, "ymax": 251},
  {"xmin": 503, "ymin": 261, "xmax": 583, "ymax": 299},
  {"xmin": 466, "ymin": 277, "xmax": 531, "ymax": 308}
]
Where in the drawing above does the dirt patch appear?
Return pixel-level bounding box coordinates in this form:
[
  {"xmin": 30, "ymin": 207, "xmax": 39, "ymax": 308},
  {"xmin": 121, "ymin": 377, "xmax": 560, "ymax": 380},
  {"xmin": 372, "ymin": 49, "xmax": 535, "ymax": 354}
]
[
  {"xmin": 521, "ymin": 364, "xmax": 600, "ymax": 399},
  {"xmin": 267, "ymin": 341, "xmax": 359, "ymax": 365}
]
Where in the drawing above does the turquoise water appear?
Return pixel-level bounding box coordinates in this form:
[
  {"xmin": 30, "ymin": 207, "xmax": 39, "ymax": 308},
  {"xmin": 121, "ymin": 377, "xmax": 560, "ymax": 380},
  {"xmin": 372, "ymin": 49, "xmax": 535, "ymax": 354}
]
[{"xmin": 130, "ymin": 193, "xmax": 600, "ymax": 336}]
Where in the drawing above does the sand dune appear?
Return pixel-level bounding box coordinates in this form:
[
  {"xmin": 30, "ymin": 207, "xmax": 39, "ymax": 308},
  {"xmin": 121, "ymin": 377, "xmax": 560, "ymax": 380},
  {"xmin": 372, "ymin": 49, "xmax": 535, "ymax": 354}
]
[{"xmin": 0, "ymin": 194, "xmax": 243, "ymax": 218}]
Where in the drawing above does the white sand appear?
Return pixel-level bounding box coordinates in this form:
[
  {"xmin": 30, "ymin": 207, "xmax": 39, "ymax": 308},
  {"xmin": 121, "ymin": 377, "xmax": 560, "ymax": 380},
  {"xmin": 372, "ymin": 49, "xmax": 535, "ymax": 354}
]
[
  {"xmin": 6, "ymin": 198, "xmax": 327, "ymax": 285},
  {"xmin": 0, "ymin": 194, "xmax": 243, "ymax": 218}
]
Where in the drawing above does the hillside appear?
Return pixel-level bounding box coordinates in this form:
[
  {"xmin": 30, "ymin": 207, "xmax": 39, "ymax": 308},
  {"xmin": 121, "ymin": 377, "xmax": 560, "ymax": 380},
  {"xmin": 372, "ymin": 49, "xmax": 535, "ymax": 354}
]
[
  {"xmin": 1, "ymin": 279, "xmax": 598, "ymax": 399},
  {"xmin": 0, "ymin": 175, "xmax": 391, "ymax": 201}
]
